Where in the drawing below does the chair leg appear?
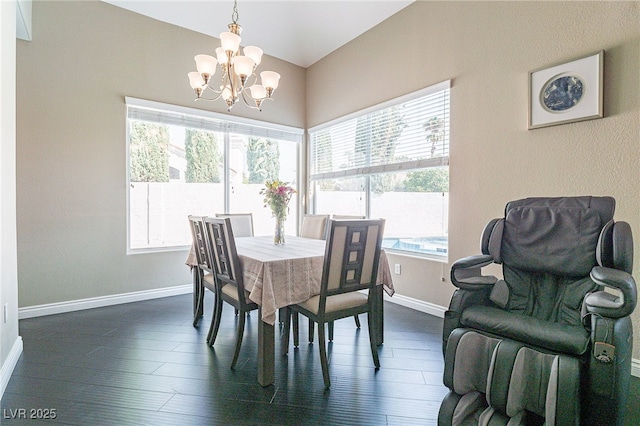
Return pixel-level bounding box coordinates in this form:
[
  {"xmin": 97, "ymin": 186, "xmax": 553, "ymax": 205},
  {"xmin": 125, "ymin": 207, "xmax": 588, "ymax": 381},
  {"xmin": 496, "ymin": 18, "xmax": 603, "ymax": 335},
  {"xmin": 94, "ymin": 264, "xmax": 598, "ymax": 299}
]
[
  {"xmin": 354, "ymin": 315, "xmax": 361, "ymax": 328},
  {"xmin": 328, "ymin": 322, "xmax": 334, "ymax": 342},
  {"xmin": 231, "ymin": 308, "xmax": 246, "ymax": 369},
  {"xmin": 192, "ymin": 268, "xmax": 204, "ymax": 327},
  {"xmin": 367, "ymin": 312, "xmax": 380, "ymax": 369},
  {"xmin": 317, "ymin": 321, "xmax": 331, "ymax": 388},
  {"xmin": 293, "ymin": 312, "xmax": 300, "ymax": 348},
  {"xmin": 207, "ymin": 289, "xmax": 224, "ymax": 346},
  {"xmin": 206, "ymin": 307, "xmax": 216, "ymax": 345},
  {"xmin": 308, "ymin": 319, "xmax": 315, "ymax": 343},
  {"xmin": 205, "ymin": 288, "xmax": 214, "ymax": 344}
]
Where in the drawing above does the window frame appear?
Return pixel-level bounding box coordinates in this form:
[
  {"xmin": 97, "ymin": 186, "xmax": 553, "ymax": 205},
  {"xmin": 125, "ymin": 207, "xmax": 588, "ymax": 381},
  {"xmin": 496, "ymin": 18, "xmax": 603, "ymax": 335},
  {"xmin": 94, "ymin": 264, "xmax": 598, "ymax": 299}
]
[
  {"xmin": 125, "ymin": 97, "xmax": 304, "ymax": 255},
  {"xmin": 307, "ymin": 81, "xmax": 451, "ymax": 259}
]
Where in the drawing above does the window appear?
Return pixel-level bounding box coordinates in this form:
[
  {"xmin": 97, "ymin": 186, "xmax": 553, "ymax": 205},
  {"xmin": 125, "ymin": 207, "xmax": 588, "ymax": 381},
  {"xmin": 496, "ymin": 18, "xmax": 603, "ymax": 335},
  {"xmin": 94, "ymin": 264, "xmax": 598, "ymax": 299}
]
[
  {"xmin": 126, "ymin": 98, "xmax": 302, "ymax": 253},
  {"xmin": 308, "ymin": 81, "xmax": 450, "ymax": 258}
]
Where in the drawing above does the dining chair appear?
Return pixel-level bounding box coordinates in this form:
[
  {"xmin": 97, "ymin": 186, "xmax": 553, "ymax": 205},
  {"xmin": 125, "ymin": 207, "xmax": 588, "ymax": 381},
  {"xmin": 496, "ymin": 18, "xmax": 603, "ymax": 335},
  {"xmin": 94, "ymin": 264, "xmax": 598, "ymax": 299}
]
[
  {"xmin": 215, "ymin": 213, "xmax": 254, "ymax": 237},
  {"xmin": 283, "ymin": 218, "xmax": 385, "ymax": 388},
  {"xmin": 299, "ymin": 214, "xmax": 363, "ymax": 340},
  {"xmin": 215, "ymin": 213, "xmax": 254, "ymax": 317},
  {"xmin": 283, "ymin": 214, "xmax": 330, "ymax": 329},
  {"xmin": 188, "ymin": 215, "xmax": 215, "ymax": 328},
  {"xmin": 203, "ymin": 217, "xmax": 259, "ymax": 369},
  {"xmin": 331, "ymin": 214, "xmax": 367, "ymax": 328},
  {"xmin": 300, "ymin": 214, "xmax": 330, "ymax": 240}
]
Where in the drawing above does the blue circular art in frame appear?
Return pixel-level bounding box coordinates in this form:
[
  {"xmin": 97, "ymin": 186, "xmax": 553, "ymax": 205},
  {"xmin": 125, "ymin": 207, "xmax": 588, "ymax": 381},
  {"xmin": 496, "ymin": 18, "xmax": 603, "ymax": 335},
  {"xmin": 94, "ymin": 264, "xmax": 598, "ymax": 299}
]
[{"xmin": 541, "ymin": 74, "xmax": 585, "ymax": 112}]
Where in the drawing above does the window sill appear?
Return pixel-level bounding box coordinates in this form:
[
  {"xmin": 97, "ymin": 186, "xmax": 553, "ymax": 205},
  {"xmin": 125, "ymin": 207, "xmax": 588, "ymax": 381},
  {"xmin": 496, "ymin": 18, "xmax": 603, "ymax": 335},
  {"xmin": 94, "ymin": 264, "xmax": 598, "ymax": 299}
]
[
  {"xmin": 382, "ymin": 247, "xmax": 448, "ymax": 263},
  {"xmin": 127, "ymin": 245, "xmax": 190, "ymax": 256}
]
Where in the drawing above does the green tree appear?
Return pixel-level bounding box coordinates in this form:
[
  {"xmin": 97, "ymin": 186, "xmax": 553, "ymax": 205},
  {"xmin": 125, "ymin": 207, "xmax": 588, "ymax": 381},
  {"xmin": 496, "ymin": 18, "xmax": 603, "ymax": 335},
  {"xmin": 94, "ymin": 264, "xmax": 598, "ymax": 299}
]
[
  {"xmin": 313, "ymin": 130, "xmax": 334, "ymax": 190},
  {"xmin": 404, "ymin": 115, "xmax": 449, "ymax": 192},
  {"xmin": 313, "ymin": 130, "xmax": 333, "ymax": 173},
  {"xmin": 424, "ymin": 116, "xmax": 445, "ymax": 157},
  {"xmin": 355, "ymin": 107, "xmax": 407, "ymax": 193},
  {"xmin": 404, "ymin": 168, "xmax": 449, "ymax": 192},
  {"xmin": 185, "ymin": 129, "xmax": 221, "ymax": 183},
  {"xmin": 129, "ymin": 121, "xmax": 169, "ymax": 182},
  {"xmin": 247, "ymin": 137, "xmax": 280, "ymax": 183}
]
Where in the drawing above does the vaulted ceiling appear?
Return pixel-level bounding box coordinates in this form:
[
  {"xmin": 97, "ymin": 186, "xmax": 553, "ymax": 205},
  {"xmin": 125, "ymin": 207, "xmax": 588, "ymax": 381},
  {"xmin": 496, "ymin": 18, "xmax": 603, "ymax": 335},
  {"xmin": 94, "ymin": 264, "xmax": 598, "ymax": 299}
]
[{"xmin": 102, "ymin": 1, "xmax": 414, "ymax": 68}]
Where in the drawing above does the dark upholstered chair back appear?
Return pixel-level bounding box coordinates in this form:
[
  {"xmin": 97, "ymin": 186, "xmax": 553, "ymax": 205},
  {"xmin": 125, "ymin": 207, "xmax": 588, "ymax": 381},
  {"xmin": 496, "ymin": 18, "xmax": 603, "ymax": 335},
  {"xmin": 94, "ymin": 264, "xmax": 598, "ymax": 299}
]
[{"xmin": 477, "ymin": 196, "xmax": 617, "ymax": 327}]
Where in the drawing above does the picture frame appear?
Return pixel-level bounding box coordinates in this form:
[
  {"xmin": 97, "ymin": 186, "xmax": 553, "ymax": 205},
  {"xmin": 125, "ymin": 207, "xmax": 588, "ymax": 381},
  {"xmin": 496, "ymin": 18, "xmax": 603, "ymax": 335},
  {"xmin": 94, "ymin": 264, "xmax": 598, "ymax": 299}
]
[{"xmin": 528, "ymin": 51, "xmax": 603, "ymax": 130}]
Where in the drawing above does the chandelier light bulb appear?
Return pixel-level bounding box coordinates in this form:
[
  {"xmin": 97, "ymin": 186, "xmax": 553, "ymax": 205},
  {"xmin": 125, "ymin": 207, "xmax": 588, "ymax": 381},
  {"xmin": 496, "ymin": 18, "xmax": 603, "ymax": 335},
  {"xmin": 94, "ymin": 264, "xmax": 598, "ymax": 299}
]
[
  {"xmin": 222, "ymin": 86, "xmax": 233, "ymax": 101},
  {"xmin": 260, "ymin": 71, "xmax": 281, "ymax": 92},
  {"xmin": 194, "ymin": 55, "xmax": 217, "ymax": 81},
  {"xmin": 243, "ymin": 46, "xmax": 263, "ymax": 66},
  {"xmin": 215, "ymin": 47, "xmax": 228, "ymax": 65},
  {"xmin": 188, "ymin": 72, "xmax": 205, "ymax": 90},
  {"xmin": 220, "ymin": 31, "xmax": 241, "ymax": 54},
  {"xmin": 233, "ymin": 56, "xmax": 255, "ymax": 79},
  {"xmin": 250, "ymin": 84, "xmax": 267, "ymax": 100}
]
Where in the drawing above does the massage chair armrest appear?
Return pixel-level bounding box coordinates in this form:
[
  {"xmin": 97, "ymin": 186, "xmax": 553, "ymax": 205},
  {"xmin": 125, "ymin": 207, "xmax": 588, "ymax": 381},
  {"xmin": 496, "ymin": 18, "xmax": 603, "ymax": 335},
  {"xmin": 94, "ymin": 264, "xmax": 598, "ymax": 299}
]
[
  {"xmin": 451, "ymin": 254, "xmax": 498, "ymax": 290},
  {"xmin": 587, "ymin": 266, "xmax": 637, "ymax": 319},
  {"xmin": 443, "ymin": 265, "xmax": 494, "ymax": 354},
  {"xmin": 585, "ymin": 268, "xmax": 635, "ymax": 415}
]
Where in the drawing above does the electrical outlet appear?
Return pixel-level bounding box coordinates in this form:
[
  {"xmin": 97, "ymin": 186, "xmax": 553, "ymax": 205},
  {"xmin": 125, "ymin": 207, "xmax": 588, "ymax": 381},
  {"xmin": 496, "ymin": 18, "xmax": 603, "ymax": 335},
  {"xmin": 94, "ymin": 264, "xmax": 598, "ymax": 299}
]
[{"xmin": 394, "ymin": 264, "xmax": 401, "ymax": 275}]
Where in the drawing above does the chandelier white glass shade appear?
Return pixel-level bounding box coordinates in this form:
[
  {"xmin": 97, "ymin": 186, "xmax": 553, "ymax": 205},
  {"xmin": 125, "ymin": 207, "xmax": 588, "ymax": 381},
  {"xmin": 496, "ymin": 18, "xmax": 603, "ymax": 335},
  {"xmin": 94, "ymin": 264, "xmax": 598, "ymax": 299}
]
[{"xmin": 187, "ymin": 1, "xmax": 280, "ymax": 112}]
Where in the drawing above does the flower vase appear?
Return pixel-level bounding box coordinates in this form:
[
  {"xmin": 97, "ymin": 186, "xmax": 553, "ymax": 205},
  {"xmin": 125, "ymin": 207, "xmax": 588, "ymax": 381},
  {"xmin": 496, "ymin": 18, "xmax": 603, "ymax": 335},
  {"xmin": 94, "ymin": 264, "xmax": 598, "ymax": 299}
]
[{"xmin": 274, "ymin": 216, "xmax": 286, "ymax": 245}]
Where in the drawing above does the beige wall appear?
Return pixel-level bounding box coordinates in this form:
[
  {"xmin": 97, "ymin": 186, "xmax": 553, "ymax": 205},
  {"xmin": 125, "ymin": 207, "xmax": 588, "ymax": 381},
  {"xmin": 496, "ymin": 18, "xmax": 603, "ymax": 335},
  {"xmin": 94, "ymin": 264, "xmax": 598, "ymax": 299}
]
[
  {"xmin": 15, "ymin": 0, "xmax": 305, "ymax": 308},
  {"xmin": 307, "ymin": 1, "xmax": 640, "ymax": 357},
  {"xmin": 1, "ymin": 0, "xmax": 20, "ymax": 383}
]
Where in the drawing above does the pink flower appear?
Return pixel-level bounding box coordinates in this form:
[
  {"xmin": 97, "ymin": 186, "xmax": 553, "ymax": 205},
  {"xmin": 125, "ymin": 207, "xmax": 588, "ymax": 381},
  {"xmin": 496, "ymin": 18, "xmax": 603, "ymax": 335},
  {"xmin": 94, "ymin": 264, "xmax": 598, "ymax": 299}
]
[{"xmin": 259, "ymin": 180, "xmax": 297, "ymax": 219}]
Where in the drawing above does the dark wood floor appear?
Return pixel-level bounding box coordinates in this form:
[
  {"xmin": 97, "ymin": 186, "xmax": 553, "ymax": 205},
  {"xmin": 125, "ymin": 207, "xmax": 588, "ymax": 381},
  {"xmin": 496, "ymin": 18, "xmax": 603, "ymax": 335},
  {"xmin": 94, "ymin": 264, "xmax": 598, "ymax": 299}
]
[
  {"xmin": 1, "ymin": 293, "xmax": 448, "ymax": 425},
  {"xmin": 2, "ymin": 293, "xmax": 638, "ymax": 425}
]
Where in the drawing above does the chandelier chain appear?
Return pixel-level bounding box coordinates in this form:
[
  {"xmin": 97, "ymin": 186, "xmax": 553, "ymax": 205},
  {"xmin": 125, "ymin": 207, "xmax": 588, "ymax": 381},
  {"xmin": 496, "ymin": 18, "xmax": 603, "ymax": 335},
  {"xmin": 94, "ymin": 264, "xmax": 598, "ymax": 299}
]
[{"xmin": 232, "ymin": 0, "xmax": 239, "ymax": 24}]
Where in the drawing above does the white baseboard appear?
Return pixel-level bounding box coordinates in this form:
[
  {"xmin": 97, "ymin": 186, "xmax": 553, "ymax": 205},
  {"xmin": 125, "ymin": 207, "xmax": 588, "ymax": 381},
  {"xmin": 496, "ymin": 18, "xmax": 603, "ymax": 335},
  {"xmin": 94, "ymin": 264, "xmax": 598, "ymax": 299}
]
[
  {"xmin": 632, "ymin": 358, "xmax": 640, "ymax": 378},
  {"xmin": 0, "ymin": 336, "xmax": 23, "ymax": 401},
  {"xmin": 18, "ymin": 284, "xmax": 192, "ymax": 319},
  {"xmin": 384, "ymin": 292, "xmax": 447, "ymax": 318},
  {"xmin": 383, "ymin": 293, "xmax": 640, "ymax": 378}
]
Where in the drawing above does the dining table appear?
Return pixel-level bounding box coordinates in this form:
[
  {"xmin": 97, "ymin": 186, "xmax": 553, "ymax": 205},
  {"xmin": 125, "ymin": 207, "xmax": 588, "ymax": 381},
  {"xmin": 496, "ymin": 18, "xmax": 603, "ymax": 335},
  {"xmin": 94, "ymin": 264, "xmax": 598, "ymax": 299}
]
[{"xmin": 186, "ymin": 234, "xmax": 394, "ymax": 386}]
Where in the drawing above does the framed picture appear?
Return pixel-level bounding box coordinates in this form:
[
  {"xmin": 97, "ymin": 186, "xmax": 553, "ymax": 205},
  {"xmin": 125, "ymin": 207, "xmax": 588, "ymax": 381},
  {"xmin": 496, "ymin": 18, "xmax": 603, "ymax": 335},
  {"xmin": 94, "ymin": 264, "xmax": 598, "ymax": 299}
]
[{"xmin": 528, "ymin": 51, "xmax": 603, "ymax": 129}]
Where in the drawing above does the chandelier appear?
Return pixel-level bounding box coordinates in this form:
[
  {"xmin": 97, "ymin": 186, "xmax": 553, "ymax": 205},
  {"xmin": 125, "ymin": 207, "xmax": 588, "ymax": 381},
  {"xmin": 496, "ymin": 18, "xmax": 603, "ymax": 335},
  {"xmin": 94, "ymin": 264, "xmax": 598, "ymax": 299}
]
[{"xmin": 187, "ymin": 0, "xmax": 280, "ymax": 112}]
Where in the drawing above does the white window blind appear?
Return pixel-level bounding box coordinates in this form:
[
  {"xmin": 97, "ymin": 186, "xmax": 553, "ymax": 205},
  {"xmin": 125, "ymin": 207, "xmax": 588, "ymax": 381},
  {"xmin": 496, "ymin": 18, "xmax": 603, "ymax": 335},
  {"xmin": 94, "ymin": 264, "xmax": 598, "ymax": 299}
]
[
  {"xmin": 126, "ymin": 97, "xmax": 303, "ymax": 143},
  {"xmin": 309, "ymin": 80, "xmax": 450, "ymax": 180}
]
